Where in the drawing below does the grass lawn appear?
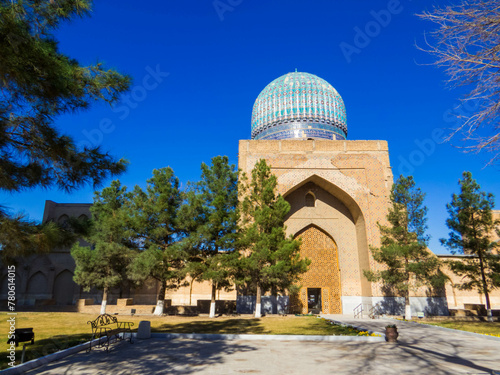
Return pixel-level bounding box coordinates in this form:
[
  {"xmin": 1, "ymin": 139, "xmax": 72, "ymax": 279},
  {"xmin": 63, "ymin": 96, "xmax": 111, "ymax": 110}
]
[
  {"xmin": 421, "ymin": 320, "xmax": 500, "ymax": 336},
  {"xmin": 0, "ymin": 312, "xmax": 361, "ymax": 369}
]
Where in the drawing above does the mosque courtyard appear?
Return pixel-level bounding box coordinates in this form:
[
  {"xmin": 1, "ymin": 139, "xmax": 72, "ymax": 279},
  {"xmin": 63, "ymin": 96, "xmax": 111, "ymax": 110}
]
[{"xmin": 20, "ymin": 317, "xmax": 500, "ymax": 375}]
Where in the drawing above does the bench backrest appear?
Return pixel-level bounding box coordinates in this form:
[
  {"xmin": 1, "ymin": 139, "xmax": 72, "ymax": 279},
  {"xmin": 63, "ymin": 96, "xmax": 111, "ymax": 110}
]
[
  {"xmin": 87, "ymin": 314, "xmax": 119, "ymax": 329},
  {"xmin": 6, "ymin": 328, "xmax": 34, "ymax": 344}
]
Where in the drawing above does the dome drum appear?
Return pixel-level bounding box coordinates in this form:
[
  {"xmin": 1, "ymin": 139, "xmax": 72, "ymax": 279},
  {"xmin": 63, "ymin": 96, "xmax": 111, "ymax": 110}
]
[{"xmin": 251, "ymin": 120, "xmax": 347, "ymax": 140}]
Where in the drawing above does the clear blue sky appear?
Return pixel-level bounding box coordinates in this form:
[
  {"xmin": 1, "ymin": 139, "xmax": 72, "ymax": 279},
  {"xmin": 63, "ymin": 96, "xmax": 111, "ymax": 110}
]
[{"xmin": 4, "ymin": 0, "xmax": 499, "ymax": 254}]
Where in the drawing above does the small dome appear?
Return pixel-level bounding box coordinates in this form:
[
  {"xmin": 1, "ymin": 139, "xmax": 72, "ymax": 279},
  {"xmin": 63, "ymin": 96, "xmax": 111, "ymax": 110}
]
[{"xmin": 251, "ymin": 72, "xmax": 347, "ymax": 140}]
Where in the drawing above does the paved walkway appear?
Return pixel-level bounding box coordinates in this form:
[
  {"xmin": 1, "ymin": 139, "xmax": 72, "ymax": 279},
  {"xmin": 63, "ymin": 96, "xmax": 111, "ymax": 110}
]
[
  {"xmin": 323, "ymin": 314, "xmax": 500, "ymax": 374},
  {"xmin": 20, "ymin": 315, "xmax": 500, "ymax": 375}
]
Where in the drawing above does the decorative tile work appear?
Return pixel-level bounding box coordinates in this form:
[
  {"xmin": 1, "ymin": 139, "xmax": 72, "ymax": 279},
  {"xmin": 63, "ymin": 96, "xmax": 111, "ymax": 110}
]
[
  {"xmin": 285, "ymin": 182, "xmax": 362, "ymax": 297},
  {"xmin": 238, "ymin": 140, "xmax": 500, "ymax": 305},
  {"xmin": 295, "ymin": 225, "xmax": 342, "ymax": 314},
  {"xmin": 322, "ymin": 287, "xmax": 330, "ymax": 314},
  {"xmin": 251, "ymin": 72, "xmax": 347, "ymax": 140},
  {"xmin": 239, "ymin": 140, "xmax": 395, "ymax": 304}
]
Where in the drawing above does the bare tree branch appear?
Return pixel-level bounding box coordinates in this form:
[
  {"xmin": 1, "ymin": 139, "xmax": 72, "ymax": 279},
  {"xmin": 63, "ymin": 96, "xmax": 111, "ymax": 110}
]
[{"xmin": 418, "ymin": 0, "xmax": 500, "ymax": 165}]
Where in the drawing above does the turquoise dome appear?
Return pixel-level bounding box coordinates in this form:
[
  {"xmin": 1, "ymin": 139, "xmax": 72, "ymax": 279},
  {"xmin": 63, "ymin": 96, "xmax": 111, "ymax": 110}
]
[{"xmin": 251, "ymin": 72, "xmax": 347, "ymax": 140}]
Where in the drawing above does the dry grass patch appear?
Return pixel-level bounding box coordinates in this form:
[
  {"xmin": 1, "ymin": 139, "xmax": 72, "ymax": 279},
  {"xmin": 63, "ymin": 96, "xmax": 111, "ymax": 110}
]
[
  {"xmin": 422, "ymin": 320, "xmax": 500, "ymax": 336},
  {"xmin": 152, "ymin": 315, "xmax": 359, "ymax": 335}
]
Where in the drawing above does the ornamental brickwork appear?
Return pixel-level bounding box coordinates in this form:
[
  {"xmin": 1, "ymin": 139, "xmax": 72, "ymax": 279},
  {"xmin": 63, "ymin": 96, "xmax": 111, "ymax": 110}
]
[
  {"xmin": 295, "ymin": 225, "xmax": 342, "ymax": 314},
  {"xmin": 238, "ymin": 139, "xmax": 394, "ymax": 312}
]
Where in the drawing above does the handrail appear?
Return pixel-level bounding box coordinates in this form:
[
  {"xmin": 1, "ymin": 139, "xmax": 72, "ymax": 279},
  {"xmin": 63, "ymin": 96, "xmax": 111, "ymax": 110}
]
[
  {"xmin": 353, "ymin": 303, "xmax": 363, "ymax": 319},
  {"xmin": 369, "ymin": 303, "xmax": 382, "ymax": 319}
]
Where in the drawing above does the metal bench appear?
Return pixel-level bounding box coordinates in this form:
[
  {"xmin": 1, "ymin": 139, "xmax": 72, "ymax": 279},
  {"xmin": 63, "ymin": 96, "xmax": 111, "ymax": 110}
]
[
  {"xmin": 87, "ymin": 314, "xmax": 134, "ymax": 352},
  {"xmin": 7, "ymin": 328, "xmax": 34, "ymax": 347}
]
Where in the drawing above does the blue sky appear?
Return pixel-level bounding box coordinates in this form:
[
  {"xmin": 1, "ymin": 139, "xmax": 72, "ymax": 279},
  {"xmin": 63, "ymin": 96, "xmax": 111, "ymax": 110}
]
[{"xmin": 4, "ymin": 0, "xmax": 499, "ymax": 254}]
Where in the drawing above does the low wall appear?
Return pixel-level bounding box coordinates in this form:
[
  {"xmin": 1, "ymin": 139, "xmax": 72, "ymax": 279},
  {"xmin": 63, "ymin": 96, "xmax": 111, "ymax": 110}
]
[
  {"xmin": 77, "ymin": 304, "xmax": 157, "ymax": 315},
  {"xmin": 196, "ymin": 300, "xmax": 236, "ymax": 314},
  {"xmin": 341, "ymin": 296, "xmax": 450, "ymax": 316},
  {"xmin": 449, "ymin": 308, "xmax": 500, "ymax": 317},
  {"xmin": 75, "ymin": 298, "xmax": 172, "ymax": 315},
  {"xmin": 371, "ymin": 297, "xmax": 449, "ymax": 316},
  {"xmin": 236, "ymin": 296, "xmax": 289, "ymax": 314}
]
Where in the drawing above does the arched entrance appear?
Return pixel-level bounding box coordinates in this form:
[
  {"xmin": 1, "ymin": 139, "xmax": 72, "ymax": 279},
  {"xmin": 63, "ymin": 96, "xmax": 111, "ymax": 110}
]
[
  {"xmin": 53, "ymin": 270, "xmax": 75, "ymax": 305},
  {"xmin": 26, "ymin": 271, "xmax": 48, "ymax": 296},
  {"xmin": 294, "ymin": 225, "xmax": 341, "ymax": 314}
]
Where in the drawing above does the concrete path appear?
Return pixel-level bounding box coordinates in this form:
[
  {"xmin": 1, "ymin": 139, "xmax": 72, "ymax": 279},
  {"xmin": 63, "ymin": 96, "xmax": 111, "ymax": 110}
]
[
  {"xmin": 323, "ymin": 314, "xmax": 500, "ymax": 374},
  {"xmin": 21, "ymin": 316, "xmax": 500, "ymax": 375}
]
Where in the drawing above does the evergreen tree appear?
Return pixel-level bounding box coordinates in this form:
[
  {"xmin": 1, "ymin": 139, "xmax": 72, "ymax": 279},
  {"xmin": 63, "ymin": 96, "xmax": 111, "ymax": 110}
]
[
  {"xmin": 127, "ymin": 168, "xmax": 187, "ymax": 316},
  {"xmin": 364, "ymin": 175, "xmax": 447, "ymax": 319},
  {"xmin": 180, "ymin": 156, "xmax": 239, "ymax": 318},
  {"xmin": 71, "ymin": 180, "xmax": 134, "ymax": 314},
  {"xmin": 239, "ymin": 159, "xmax": 309, "ymax": 318},
  {"xmin": 441, "ymin": 171, "xmax": 500, "ymax": 322},
  {"xmin": 0, "ymin": 209, "xmax": 92, "ymax": 263},
  {"xmin": 0, "ymin": 1, "xmax": 130, "ymax": 256}
]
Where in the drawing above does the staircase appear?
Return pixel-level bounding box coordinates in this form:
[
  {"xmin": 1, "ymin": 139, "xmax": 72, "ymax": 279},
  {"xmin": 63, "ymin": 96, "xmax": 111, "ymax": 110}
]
[{"xmin": 353, "ymin": 303, "xmax": 380, "ymax": 319}]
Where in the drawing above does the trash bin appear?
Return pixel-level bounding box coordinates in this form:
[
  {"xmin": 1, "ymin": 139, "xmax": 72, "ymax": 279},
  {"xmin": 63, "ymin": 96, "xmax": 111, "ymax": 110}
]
[{"xmin": 137, "ymin": 321, "xmax": 151, "ymax": 339}]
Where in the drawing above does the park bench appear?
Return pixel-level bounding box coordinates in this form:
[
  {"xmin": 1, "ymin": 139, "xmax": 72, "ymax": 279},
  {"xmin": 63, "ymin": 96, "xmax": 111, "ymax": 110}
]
[
  {"xmin": 7, "ymin": 328, "xmax": 35, "ymax": 364},
  {"xmin": 87, "ymin": 314, "xmax": 134, "ymax": 352},
  {"xmin": 7, "ymin": 328, "xmax": 34, "ymax": 347}
]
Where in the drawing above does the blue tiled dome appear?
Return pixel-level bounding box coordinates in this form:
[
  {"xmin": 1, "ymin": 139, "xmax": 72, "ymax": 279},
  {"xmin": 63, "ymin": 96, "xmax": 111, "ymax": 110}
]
[{"xmin": 251, "ymin": 72, "xmax": 347, "ymax": 140}]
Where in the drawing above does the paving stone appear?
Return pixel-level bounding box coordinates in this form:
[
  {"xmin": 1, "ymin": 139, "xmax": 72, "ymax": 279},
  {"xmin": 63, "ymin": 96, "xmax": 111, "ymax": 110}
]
[{"xmin": 21, "ymin": 315, "xmax": 500, "ymax": 375}]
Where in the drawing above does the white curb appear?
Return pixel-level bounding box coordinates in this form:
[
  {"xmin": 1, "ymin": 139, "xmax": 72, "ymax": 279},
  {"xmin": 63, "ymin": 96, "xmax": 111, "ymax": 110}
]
[
  {"xmin": 150, "ymin": 332, "xmax": 385, "ymax": 342},
  {"xmin": 1, "ymin": 338, "xmax": 96, "ymax": 375}
]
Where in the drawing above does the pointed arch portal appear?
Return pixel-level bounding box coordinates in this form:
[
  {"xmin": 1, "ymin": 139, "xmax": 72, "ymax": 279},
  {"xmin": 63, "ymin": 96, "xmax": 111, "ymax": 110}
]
[{"xmin": 294, "ymin": 225, "xmax": 341, "ymax": 314}]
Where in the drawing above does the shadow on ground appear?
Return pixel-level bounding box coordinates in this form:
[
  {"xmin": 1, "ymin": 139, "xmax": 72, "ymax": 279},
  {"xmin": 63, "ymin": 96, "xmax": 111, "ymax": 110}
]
[
  {"xmin": 1, "ymin": 333, "xmax": 92, "ymax": 370},
  {"xmin": 29, "ymin": 338, "xmax": 257, "ymax": 375},
  {"xmin": 320, "ymin": 318, "xmax": 500, "ymax": 374},
  {"xmin": 321, "ymin": 340, "xmax": 498, "ymax": 375},
  {"xmin": 25, "ymin": 319, "xmax": 500, "ymax": 375},
  {"xmin": 155, "ymin": 318, "xmax": 268, "ymax": 334},
  {"xmin": 396, "ymin": 324, "xmax": 498, "ymax": 374}
]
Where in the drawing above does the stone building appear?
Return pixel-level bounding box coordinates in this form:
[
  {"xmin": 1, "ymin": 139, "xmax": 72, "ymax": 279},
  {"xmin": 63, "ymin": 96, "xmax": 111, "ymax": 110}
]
[
  {"xmin": 2, "ymin": 72, "xmax": 499, "ymax": 316},
  {"xmin": 0, "ymin": 201, "xmax": 91, "ymax": 308},
  {"xmin": 241, "ymin": 71, "xmax": 434, "ymax": 315}
]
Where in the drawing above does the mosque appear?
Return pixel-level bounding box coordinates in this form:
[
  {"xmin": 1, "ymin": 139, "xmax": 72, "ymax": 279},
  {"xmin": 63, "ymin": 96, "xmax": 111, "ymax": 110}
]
[{"xmin": 2, "ymin": 72, "xmax": 499, "ymax": 316}]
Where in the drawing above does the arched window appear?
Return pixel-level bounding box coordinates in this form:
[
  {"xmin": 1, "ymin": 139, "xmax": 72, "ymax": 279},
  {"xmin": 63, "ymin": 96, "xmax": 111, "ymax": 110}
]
[
  {"xmin": 57, "ymin": 214, "xmax": 69, "ymax": 225},
  {"xmin": 305, "ymin": 192, "xmax": 315, "ymax": 207}
]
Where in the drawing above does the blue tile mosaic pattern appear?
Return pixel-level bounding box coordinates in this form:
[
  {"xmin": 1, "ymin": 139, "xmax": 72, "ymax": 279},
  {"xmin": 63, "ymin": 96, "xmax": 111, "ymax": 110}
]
[{"xmin": 251, "ymin": 72, "xmax": 347, "ymax": 140}]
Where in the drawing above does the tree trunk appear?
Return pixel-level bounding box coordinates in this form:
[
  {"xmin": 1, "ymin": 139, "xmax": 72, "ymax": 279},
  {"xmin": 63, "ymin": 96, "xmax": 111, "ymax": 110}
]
[
  {"xmin": 255, "ymin": 284, "xmax": 262, "ymax": 318},
  {"xmin": 271, "ymin": 286, "xmax": 278, "ymax": 315},
  {"xmin": 154, "ymin": 280, "xmax": 166, "ymax": 316},
  {"xmin": 100, "ymin": 287, "xmax": 108, "ymax": 315},
  {"xmin": 477, "ymin": 253, "xmax": 493, "ymax": 322},
  {"xmin": 405, "ymin": 295, "xmax": 412, "ymax": 320},
  {"xmin": 404, "ymin": 266, "xmax": 412, "ymax": 320},
  {"xmin": 189, "ymin": 278, "xmax": 194, "ymax": 306},
  {"xmin": 209, "ymin": 282, "xmax": 217, "ymax": 318}
]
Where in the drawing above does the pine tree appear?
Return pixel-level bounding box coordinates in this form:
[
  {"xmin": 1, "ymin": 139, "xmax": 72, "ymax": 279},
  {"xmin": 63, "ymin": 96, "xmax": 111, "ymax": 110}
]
[
  {"xmin": 0, "ymin": 209, "xmax": 92, "ymax": 263},
  {"xmin": 71, "ymin": 180, "xmax": 134, "ymax": 314},
  {"xmin": 441, "ymin": 171, "xmax": 500, "ymax": 322},
  {"xmin": 180, "ymin": 156, "xmax": 239, "ymax": 318},
  {"xmin": 0, "ymin": 0, "xmax": 130, "ymax": 192},
  {"xmin": 0, "ymin": 1, "xmax": 130, "ymax": 257},
  {"xmin": 127, "ymin": 168, "xmax": 187, "ymax": 316},
  {"xmin": 239, "ymin": 159, "xmax": 309, "ymax": 318},
  {"xmin": 364, "ymin": 175, "xmax": 447, "ymax": 319}
]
